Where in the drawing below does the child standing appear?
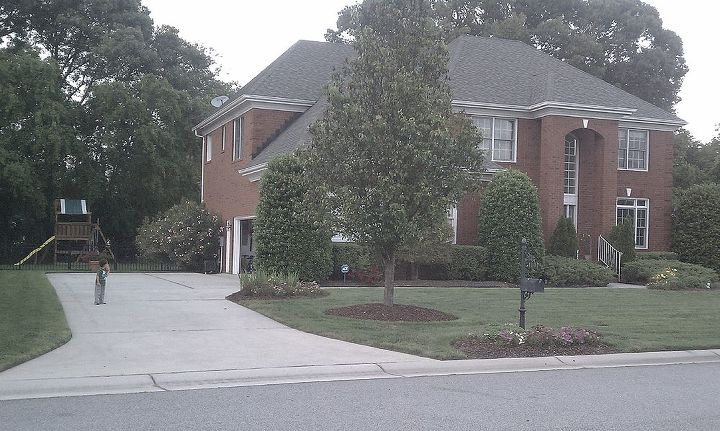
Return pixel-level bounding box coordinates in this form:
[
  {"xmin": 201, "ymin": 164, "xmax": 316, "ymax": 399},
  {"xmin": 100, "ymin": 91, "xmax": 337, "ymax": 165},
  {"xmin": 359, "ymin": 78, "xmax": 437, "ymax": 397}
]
[{"xmin": 94, "ymin": 258, "xmax": 111, "ymax": 305}]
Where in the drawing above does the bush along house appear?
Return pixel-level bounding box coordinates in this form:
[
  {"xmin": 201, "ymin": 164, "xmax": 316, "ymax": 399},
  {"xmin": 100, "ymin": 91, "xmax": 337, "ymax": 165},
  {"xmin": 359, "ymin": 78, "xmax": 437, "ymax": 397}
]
[{"xmin": 193, "ymin": 36, "xmax": 685, "ymax": 274}]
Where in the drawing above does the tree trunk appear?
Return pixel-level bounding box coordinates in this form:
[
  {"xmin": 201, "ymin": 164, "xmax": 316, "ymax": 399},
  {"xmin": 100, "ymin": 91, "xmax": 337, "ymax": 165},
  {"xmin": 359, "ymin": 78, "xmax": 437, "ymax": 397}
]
[{"xmin": 383, "ymin": 253, "xmax": 396, "ymax": 306}]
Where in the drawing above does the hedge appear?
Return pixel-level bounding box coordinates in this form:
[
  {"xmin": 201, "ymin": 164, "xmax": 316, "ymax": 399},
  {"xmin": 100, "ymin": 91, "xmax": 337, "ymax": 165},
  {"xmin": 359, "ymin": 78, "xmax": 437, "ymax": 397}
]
[
  {"xmin": 636, "ymin": 251, "xmax": 679, "ymax": 261},
  {"xmin": 673, "ymin": 183, "xmax": 720, "ymax": 273},
  {"xmin": 541, "ymin": 255, "xmax": 615, "ymax": 287},
  {"xmin": 548, "ymin": 217, "xmax": 578, "ymax": 258},
  {"xmin": 622, "ymin": 259, "xmax": 719, "ymax": 290}
]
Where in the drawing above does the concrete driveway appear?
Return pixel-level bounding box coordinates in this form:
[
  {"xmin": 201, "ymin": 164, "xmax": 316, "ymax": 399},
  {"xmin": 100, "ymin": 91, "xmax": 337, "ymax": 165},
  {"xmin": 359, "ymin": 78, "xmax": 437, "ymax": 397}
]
[{"xmin": 0, "ymin": 273, "xmax": 430, "ymax": 399}]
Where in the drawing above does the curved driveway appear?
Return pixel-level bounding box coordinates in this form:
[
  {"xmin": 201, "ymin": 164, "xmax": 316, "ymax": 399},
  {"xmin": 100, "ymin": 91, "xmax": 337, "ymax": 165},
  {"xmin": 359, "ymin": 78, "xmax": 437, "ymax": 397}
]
[{"xmin": 0, "ymin": 273, "xmax": 429, "ymax": 399}]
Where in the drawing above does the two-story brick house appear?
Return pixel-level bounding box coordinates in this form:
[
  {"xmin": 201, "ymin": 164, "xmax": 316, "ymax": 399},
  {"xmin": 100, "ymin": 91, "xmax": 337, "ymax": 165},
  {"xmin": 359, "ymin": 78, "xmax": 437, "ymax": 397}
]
[{"xmin": 193, "ymin": 36, "xmax": 684, "ymax": 274}]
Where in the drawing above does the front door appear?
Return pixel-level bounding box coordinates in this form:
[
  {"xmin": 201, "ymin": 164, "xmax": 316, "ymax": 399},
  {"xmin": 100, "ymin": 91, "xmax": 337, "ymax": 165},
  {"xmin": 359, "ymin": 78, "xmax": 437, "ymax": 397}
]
[{"xmin": 563, "ymin": 134, "xmax": 578, "ymax": 226}]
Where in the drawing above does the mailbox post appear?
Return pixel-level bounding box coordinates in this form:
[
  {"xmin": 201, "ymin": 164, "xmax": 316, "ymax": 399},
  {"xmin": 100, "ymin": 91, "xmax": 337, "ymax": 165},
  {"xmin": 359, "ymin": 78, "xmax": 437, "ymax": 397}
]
[{"xmin": 519, "ymin": 238, "xmax": 544, "ymax": 329}]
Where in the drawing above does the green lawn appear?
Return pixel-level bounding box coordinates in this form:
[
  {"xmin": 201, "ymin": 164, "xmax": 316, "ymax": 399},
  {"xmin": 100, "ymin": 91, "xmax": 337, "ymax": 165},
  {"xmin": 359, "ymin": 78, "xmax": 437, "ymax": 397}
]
[
  {"xmin": 0, "ymin": 271, "xmax": 71, "ymax": 371},
  {"xmin": 238, "ymin": 287, "xmax": 720, "ymax": 360}
]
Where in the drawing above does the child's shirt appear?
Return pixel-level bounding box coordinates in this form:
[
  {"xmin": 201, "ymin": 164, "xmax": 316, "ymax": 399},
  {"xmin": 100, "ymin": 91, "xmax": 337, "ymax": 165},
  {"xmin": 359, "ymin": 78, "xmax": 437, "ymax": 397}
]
[{"xmin": 97, "ymin": 269, "xmax": 108, "ymax": 284}]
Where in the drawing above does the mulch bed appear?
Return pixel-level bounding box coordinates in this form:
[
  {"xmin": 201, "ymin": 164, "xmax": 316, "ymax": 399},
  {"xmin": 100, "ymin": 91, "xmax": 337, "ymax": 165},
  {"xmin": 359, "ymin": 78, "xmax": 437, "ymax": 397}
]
[
  {"xmin": 453, "ymin": 336, "xmax": 617, "ymax": 359},
  {"xmin": 325, "ymin": 303, "xmax": 458, "ymax": 322},
  {"xmin": 225, "ymin": 290, "xmax": 328, "ymax": 302}
]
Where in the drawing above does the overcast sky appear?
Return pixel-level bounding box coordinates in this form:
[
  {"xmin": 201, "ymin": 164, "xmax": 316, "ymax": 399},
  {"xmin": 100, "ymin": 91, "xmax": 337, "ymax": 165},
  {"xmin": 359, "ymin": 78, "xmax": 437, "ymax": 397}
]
[{"xmin": 143, "ymin": 0, "xmax": 719, "ymax": 142}]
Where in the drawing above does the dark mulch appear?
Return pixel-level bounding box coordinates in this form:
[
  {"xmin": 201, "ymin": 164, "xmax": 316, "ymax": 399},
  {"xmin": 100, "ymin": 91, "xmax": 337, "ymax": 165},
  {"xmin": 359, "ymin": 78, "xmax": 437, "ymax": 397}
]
[
  {"xmin": 225, "ymin": 290, "xmax": 328, "ymax": 302},
  {"xmin": 453, "ymin": 336, "xmax": 617, "ymax": 359},
  {"xmin": 325, "ymin": 303, "xmax": 458, "ymax": 322}
]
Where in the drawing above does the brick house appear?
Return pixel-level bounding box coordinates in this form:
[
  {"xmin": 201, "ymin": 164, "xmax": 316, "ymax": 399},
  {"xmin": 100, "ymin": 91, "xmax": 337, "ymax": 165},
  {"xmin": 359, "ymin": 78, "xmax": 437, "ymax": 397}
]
[{"xmin": 193, "ymin": 36, "xmax": 684, "ymax": 274}]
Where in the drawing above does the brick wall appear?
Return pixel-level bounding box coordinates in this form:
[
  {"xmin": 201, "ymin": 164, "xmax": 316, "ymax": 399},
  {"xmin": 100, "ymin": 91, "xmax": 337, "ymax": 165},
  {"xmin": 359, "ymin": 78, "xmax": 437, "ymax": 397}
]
[{"xmin": 201, "ymin": 108, "xmax": 300, "ymax": 271}]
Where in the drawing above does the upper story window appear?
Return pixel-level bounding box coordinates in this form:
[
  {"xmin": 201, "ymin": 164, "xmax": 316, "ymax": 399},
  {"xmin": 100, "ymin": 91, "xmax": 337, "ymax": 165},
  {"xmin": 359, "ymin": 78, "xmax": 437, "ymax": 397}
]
[
  {"xmin": 233, "ymin": 117, "xmax": 243, "ymax": 161},
  {"xmin": 205, "ymin": 134, "xmax": 213, "ymax": 162},
  {"xmin": 472, "ymin": 117, "xmax": 516, "ymax": 162},
  {"xmin": 221, "ymin": 126, "xmax": 226, "ymax": 152},
  {"xmin": 618, "ymin": 129, "xmax": 648, "ymax": 171}
]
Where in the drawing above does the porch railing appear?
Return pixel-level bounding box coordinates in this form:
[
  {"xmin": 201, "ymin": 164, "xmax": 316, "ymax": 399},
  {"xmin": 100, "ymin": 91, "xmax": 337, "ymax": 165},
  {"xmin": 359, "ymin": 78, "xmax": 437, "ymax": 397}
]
[{"xmin": 598, "ymin": 235, "xmax": 623, "ymax": 279}]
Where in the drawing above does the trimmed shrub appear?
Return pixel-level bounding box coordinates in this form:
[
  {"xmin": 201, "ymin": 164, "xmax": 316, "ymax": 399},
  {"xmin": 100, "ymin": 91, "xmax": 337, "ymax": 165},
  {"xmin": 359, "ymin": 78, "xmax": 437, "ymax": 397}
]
[
  {"xmin": 478, "ymin": 170, "xmax": 544, "ymax": 281},
  {"xmin": 253, "ymin": 153, "xmax": 332, "ymax": 281},
  {"xmin": 607, "ymin": 220, "xmax": 636, "ymax": 264},
  {"xmin": 636, "ymin": 251, "xmax": 679, "ymax": 261},
  {"xmin": 548, "ymin": 217, "xmax": 578, "ymax": 258},
  {"xmin": 330, "ymin": 242, "xmax": 382, "ymax": 282},
  {"xmin": 622, "ymin": 259, "xmax": 719, "ymax": 289},
  {"xmin": 673, "ymin": 183, "xmax": 720, "ymax": 273},
  {"xmin": 135, "ymin": 200, "xmax": 221, "ymax": 271},
  {"xmin": 541, "ymin": 255, "xmax": 615, "ymax": 287},
  {"xmin": 447, "ymin": 245, "xmax": 486, "ymax": 280}
]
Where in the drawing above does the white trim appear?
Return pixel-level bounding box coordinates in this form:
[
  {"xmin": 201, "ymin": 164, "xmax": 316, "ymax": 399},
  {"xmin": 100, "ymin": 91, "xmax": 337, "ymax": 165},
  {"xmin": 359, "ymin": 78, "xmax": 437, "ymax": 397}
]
[
  {"xmin": 221, "ymin": 125, "xmax": 226, "ymax": 152},
  {"xmin": 618, "ymin": 128, "xmax": 649, "ymax": 172},
  {"xmin": 471, "ymin": 116, "xmax": 518, "ymax": 163},
  {"xmin": 225, "ymin": 224, "xmax": 231, "ymax": 273},
  {"xmin": 448, "ymin": 206, "xmax": 458, "ymax": 244},
  {"xmin": 80, "ymin": 200, "xmax": 87, "ymax": 214},
  {"xmin": 453, "ymin": 99, "xmax": 685, "ymax": 129},
  {"xmin": 200, "ymin": 142, "xmax": 205, "ymax": 202},
  {"xmin": 205, "ymin": 134, "xmax": 212, "ymax": 162},
  {"xmin": 59, "ymin": 199, "xmax": 66, "ymax": 214},
  {"xmin": 232, "ymin": 117, "xmax": 242, "ymax": 161},
  {"xmin": 232, "ymin": 215, "xmax": 257, "ymax": 275},
  {"xmin": 239, "ymin": 163, "xmax": 268, "ymax": 182},
  {"xmin": 193, "ymin": 95, "xmax": 313, "ymax": 135},
  {"xmin": 616, "ymin": 197, "xmax": 650, "ymax": 250}
]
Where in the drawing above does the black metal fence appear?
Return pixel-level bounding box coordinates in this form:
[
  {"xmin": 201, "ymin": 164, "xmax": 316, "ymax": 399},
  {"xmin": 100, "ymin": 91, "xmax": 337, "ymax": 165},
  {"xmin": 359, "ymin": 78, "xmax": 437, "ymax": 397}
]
[{"xmin": 0, "ymin": 260, "xmax": 182, "ymax": 272}]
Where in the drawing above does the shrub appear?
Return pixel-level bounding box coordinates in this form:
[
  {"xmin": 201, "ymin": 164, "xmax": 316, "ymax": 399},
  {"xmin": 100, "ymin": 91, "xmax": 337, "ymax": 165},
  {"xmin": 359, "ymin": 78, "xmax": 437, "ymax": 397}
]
[
  {"xmin": 548, "ymin": 217, "xmax": 578, "ymax": 258},
  {"xmin": 253, "ymin": 153, "xmax": 332, "ymax": 281},
  {"xmin": 447, "ymin": 245, "xmax": 486, "ymax": 280},
  {"xmin": 607, "ymin": 220, "xmax": 636, "ymax": 264},
  {"xmin": 239, "ymin": 270, "xmax": 325, "ymax": 298},
  {"xmin": 541, "ymin": 255, "xmax": 615, "ymax": 287},
  {"xmin": 673, "ymin": 183, "xmax": 720, "ymax": 273},
  {"xmin": 135, "ymin": 201, "xmax": 221, "ymax": 271},
  {"xmin": 490, "ymin": 324, "xmax": 600, "ymax": 347},
  {"xmin": 330, "ymin": 242, "xmax": 381, "ymax": 281},
  {"xmin": 622, "ymin": 259, "xmax": 719, "ymax": 289},
  {"xmin": 478, "ymin": 170, "xmax": 544, "ymax": 281},
  {"xmin": 636, "ymin": 251, "xmax": 679, "ymax": 261}
]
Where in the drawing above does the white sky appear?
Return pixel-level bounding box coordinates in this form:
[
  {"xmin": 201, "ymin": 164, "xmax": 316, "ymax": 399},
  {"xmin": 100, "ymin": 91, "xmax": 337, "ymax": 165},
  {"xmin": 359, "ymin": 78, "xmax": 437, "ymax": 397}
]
[{"xmin": 143, "ymin": 0, "xmax": 719, "ymax": 142}]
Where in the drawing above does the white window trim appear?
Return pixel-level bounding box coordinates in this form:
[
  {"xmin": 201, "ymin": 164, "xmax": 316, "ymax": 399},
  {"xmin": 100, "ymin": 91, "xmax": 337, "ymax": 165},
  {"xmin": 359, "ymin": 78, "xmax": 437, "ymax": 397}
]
[
  {"xmin": 233, "ymin": 117, "xmax": 242, "ymax": 161},
  {"xmin": 448, "ymin": 206, "xmax": 458, "ymax": 244},
  {"xmin": 618, "ymin": 128, "xmax": 649, "ymax": 172},
  {"xmin": 221, "ymin": 126, "xmax": 226, "ymax": 152},
  {"xmin": 616, "ymin": 197, "xmax": 649, "ymax": 250},
  {"xmin": 473, "ymin": 116, "xmax": 518, "ymax": 163},
  {"xmin": 205, "ymin": 134, "xmax": 212, "ymax": 162}
]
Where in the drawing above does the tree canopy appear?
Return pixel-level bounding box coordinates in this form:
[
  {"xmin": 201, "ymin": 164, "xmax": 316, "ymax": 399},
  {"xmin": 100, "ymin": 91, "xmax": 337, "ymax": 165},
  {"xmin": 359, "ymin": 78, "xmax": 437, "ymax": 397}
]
[
  {"xmin": 327, "ymin": 0, "xmax": 687, "ymax": 111},
  {"xmin": 0, "ymin": 0, "xmax": 233, "ymax": 261},
  {"xmin": 310, "ymin": 0, "xmax": 485, "ymax": 305}
]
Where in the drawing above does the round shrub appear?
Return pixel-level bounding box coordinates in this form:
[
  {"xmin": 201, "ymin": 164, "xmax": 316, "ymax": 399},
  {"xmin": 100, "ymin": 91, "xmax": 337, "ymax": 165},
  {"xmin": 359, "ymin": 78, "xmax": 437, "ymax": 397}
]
[
  {"xmin": 548, "ymin": 217, "xmax": 578, "ymax": 258},
  {"xmin": 622, "ymin": 259, "xmax": 719, "ymax": 289},
  {"xmin": 541, "ymin": 255, "xmax": 615, "ymax": 287},
  {"xmin": 135, "ymin": 200, "xmax": 221, "ymax": 271},
  {"xmin": 673, "ymin": 183, "xmax": 720, "ymax": 272},
  {"xmin": 448, "ymin": 245, "xmax": 487, "ymax": 280},
  {"xmin": 636, "ymin": 251, "xmax": 679, "ymax": 260},
  {"xmin": 478, "ymin": 169, "xmax": 544, "ymax": 281},
  {"xmin": 253, "ymin": 153, "xmax": 332, "ymax": 281},
  {"xmin": 607, "ymin": 219, "xmax": 636, "ymax": 264}
]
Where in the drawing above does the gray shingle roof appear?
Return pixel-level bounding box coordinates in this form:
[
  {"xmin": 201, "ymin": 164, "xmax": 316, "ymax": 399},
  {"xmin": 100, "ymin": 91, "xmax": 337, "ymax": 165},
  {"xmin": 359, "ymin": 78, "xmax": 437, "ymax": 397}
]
[{"xmin": 231, "ymin": 36, "xmax": 682, "ymax": 169}]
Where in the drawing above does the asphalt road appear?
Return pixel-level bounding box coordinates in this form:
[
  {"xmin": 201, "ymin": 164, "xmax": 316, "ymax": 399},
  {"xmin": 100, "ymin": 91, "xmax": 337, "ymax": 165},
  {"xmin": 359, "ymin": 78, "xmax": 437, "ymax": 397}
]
[{"xmin": 2, "ymin": 363, "xmax": 719, "ymax": 431}]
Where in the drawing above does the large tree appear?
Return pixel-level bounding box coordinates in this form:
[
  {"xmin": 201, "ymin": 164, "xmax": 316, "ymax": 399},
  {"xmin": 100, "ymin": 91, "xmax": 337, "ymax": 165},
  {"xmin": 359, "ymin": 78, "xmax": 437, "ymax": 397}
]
[
  {"xmin": 310, "ymin": 0, "xmax": 485, "ymax": 306},
  {"xmin": 0, "ymin": 1, "xmax": 233, "ymax": 261},
  {"xmin": 327, "ymin": 0, "xmax": 687, "ymax": 111}
]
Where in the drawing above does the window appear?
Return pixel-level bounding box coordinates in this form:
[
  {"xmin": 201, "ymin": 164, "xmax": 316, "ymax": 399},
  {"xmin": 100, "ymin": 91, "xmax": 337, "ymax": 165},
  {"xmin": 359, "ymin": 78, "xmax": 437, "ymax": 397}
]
[
  {"xmin": 472, "ymin": 117, "xmax": 516, "ymax": 162},
  {"xmin": 616, "ymin": 198, "xmax": 648, "ymax": 249},
  {"xmin": 447, "ymin": 206, "xmax": 458, "ymax": 244},
  {"xmin": 205, "ymin": 134, "xmax": 213, "ymax": 162},
  {"xmin": 618, "ymin": 129, "xmax": 648, "ymax": 170},
  {"xmin": 221, "ymin": 126, "xmax": 226, "ymax": 152},
  {"xmin": 233, "ymin": 117, "xmax": 242, "ymax": 160},
  {"xmin": 564, "ymin": 135, "xmax": 577, "ymax": 195}
]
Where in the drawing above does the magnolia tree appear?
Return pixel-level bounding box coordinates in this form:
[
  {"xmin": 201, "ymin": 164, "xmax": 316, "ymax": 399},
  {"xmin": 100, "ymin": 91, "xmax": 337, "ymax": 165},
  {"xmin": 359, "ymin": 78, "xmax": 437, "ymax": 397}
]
[
  {"xmin": 309, "ymin": 0, "xmax": 484, "ymax": 306},
  {"xmin": 136, "ymin": 201, "xmax": 221, "ymax": 271}
]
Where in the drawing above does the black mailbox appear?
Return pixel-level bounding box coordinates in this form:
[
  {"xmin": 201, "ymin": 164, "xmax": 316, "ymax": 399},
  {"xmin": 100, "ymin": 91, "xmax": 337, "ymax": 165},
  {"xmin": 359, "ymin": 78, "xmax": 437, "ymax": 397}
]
[{"xmin": 520, "ymin": 277, "xmax": 545, "ymax": 293}]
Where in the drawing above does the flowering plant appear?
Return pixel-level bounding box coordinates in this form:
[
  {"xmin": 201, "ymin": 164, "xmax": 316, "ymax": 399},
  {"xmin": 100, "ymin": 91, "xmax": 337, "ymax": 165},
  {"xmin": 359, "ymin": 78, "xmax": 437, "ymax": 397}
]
[{"xmin": 487, "ymin": 324, "xmax": 600, "ymax": 347}]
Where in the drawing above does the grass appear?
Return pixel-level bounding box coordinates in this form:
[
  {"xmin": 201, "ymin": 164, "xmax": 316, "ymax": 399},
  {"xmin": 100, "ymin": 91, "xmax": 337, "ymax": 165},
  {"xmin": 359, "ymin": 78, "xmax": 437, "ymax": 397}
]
[
  {"xmin": 238, "ymin": 287, "xmax": 720, "ymax": 360},
  {"xmin": 0, "ymin": 271, "xmax": 71, "ymax": 371}
]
